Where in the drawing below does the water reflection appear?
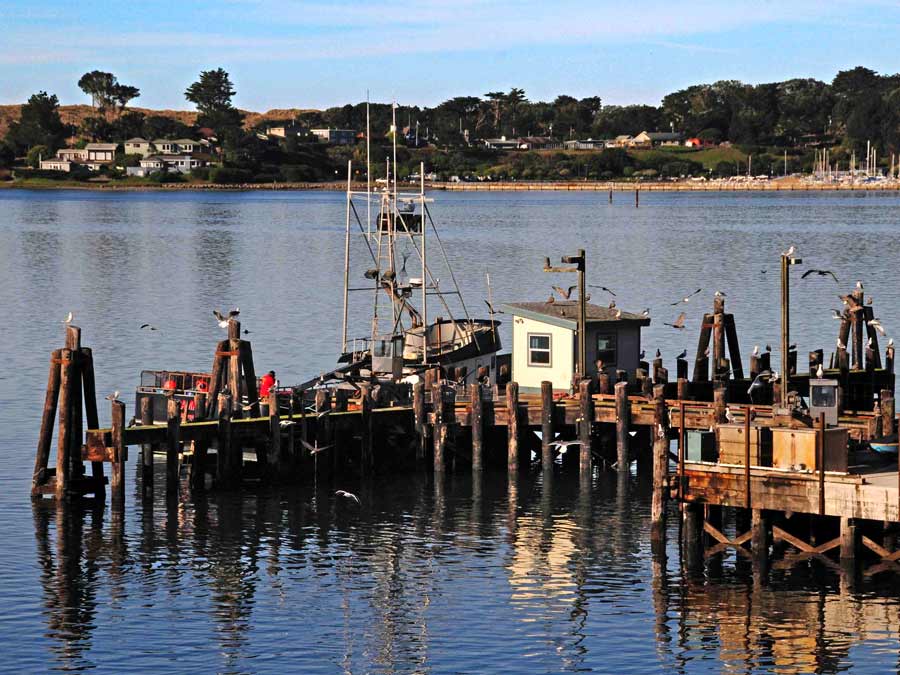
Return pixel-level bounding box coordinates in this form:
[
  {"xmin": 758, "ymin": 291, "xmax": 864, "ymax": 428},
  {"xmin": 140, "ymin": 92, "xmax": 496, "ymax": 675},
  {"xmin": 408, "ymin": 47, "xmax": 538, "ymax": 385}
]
[{"xmin": 30, "ymin": 471, "xmax": 900, "ymax": 673}]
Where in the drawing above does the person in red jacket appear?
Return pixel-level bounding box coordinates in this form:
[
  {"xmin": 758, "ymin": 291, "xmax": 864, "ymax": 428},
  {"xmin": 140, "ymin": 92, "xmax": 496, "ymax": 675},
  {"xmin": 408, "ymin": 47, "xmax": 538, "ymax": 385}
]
[{"xmin": 259, "ymin": 370, "xmax": 276, "ymax": 398}]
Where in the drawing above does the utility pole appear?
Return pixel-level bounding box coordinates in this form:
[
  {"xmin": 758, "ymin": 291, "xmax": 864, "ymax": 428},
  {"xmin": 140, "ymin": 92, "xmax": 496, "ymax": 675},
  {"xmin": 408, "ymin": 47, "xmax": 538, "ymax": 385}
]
[{"xmin": 544, "ymin": 249, "xmax": 587, "ymax": 380}]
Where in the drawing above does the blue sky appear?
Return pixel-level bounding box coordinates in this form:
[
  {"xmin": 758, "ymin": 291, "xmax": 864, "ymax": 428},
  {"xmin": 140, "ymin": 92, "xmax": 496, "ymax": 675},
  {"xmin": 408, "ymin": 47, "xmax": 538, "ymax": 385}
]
[{"xmin": 4, "ymin": 0, "xmax": 900, "ymax": 111}]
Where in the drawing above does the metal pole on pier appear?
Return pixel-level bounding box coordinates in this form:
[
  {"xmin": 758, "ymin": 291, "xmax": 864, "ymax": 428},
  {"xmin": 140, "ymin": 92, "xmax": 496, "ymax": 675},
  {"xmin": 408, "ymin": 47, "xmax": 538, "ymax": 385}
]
[
  {"xmin": 780, "ymin": 250, "xmax": 801, "ymax": 409},
  {"xmin": 342, "ymin": 160, "xmax": 352, "ymax": 354}
]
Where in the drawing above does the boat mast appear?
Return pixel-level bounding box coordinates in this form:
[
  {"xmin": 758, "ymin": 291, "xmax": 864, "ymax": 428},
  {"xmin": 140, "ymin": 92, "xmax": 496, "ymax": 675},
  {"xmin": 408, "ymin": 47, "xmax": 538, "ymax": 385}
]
[
  {"xmin": 366, "ymin": 91, "xmax": 371, "ymax": 239},
  {"xmin": 420, "ymin": 160, "xmax": 427, "ymax": 364},
  {"xmin": 341, "ymin": 159, "xmax": 352, "ymax": 354}
]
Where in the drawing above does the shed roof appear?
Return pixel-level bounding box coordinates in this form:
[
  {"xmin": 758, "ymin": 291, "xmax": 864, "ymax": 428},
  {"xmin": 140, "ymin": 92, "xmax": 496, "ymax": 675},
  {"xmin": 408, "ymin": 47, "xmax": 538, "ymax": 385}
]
[
  {"xmin": 501, "ymin": 301, "xmax": 650, "ymax": 330},
  {"xmin": 85, "ymin": 143, "xmax": 118, "ymax": 150},
  {"xmin": 124, "ymin": 137, "xmax": 149, "ymax": 144}
]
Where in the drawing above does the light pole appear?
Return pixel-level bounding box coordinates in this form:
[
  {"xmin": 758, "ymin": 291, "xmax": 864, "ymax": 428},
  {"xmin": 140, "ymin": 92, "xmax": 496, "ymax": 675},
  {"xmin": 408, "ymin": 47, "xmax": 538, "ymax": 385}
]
[
  {"xmin": 780, "ymin": 250, "xmax": 802, "ymax": 409},
  {"xmin": 544, "ymin": 249, "xmax": 587, "ymax": 379}
]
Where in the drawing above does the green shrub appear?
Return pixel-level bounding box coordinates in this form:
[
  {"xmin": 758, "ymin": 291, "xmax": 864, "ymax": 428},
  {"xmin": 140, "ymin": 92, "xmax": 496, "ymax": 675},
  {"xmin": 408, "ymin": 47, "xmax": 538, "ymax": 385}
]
[{"xmin": 209, "ymin": 166, "xmax": 252, "ymax": 184}]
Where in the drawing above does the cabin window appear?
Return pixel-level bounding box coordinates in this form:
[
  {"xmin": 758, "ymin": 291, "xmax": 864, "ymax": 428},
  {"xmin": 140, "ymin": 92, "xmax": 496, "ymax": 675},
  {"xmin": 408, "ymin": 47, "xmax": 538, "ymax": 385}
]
[
  {"xmin": 596, "ymin": 333, "xmax": 617, "ymax": 367},
  {"xmin": 528, "ymin": 334, "xmax": 552, "ymax": 366}
]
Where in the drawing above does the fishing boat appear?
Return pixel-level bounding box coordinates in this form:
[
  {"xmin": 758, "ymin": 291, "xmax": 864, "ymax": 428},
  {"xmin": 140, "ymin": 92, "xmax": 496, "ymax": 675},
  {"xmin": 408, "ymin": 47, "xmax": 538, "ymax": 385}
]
[
  {"xmin": 870, "ymin": 433, "xmax": 899, "ymax": 455},
  {"xmin": 333, "ymin": 103, "xmax": 502, "ymax": 387}
]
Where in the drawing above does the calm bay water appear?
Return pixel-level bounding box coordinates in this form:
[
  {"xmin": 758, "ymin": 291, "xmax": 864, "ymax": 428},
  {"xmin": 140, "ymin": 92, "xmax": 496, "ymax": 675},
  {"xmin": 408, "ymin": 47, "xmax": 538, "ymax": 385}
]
[{"xmin": 4, "ymin": 188, "xmax": 900, "ymax": 673}]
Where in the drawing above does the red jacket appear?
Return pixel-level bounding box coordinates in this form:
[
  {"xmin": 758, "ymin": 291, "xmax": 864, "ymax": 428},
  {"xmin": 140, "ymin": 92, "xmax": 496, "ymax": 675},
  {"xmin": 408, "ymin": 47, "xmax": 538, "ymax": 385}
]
[{"xmin": 259, "ymin": 374, "xmax": 275, "ymax": 398}]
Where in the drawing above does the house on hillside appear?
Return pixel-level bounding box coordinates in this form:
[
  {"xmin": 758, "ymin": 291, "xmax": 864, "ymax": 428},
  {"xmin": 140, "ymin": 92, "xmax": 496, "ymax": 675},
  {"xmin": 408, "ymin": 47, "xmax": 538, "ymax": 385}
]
[
  {"xmin": 124, "ymin": 138, "xmax": 153, "ymax": 157},
  {"xmin": 126, "ymin": 153, "xmax": 208, "ymax": 177},
  {"xmin": 631, "ymin": 131, "xmax": 683, "ymax": 148},
  {"xmin": 563, "ymin": 139, "xmax": 608, "ymax": 150},
  {"xmin": 266, "ymin": 124, "xmax": 303, "ymax": 139},
  {"xmin": 311, "ymin": 128, "xmax": 356, "ymax": 145},
  {"xmin": 613, "ymin": 135, "xmax": 633, "ymax": 147},
  {"xmin": 40, "ymin": 158, "xmax": 73, "ymax": 172},
  {"xmin": 85, "ymin": 142, "xmax": 118, "ymax": 163},
  {"xmin": 57, "ymin": 148, "xmax": 88, "ymax": 162},
  {"xmin": 516, "ymin": 136, "xmax": 560, "ymax": 150},
  {"xmin": 499, "ymin": 300, "xmax": 650, "ymax": 393},
  {"xmin": 484, "ymin": 136, "xmax": 521, "ymax": 150}
]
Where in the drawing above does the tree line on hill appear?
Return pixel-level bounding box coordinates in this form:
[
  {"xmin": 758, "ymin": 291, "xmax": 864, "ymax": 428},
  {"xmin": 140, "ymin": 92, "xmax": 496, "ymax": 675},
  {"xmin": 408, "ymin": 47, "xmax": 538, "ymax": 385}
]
[{"xmin": 2, "ymin": 65, "xmax": 898, "ymax": 182}]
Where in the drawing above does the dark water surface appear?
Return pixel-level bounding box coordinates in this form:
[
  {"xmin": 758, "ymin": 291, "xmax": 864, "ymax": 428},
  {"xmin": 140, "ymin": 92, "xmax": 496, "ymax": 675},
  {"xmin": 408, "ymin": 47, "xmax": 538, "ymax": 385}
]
[{"xmin": 4, "ymin": 189, "xmax": 900, "ymax": 673}]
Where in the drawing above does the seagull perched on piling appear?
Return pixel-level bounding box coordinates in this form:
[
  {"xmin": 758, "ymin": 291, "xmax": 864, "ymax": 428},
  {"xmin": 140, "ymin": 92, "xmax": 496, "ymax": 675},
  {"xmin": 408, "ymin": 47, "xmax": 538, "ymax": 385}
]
[
  {"xmin": 641, "ymin": 308, "xmax": 650, "ymax": 318},
  {"xmin": 675, "ymin": 349, "xmax": 687, "ymax": 360},
  {"xmin": 335, "ymin": 490, "xmax": 360, "ymax": 504},
  {"xmin": 837, "ymin": 338, "xmax": 846, "ymax": 350},
  {"xmin": 715, "ymin": 290, "xmax": 726, "ymax": 298},
  {"xmin": 62, "ymin": 312, "xmax": 74, "ymax": 324},
  {"xmin": 105, "ymin": 391, "xmax": 120, "ymax": 401},
  {"xmin": 817, "ymin": 364, "xmax": 824, "ymax": 378},
  {"xmin": 213, "ymin": 308, "xmax": 240, "ymax": 328},
  {"xmin": 752, "ymin": 345, "xmax": 760, "ymax": 357},
  {"xmin": 783, "ymin": 245, "xmax": 795, "ymax": 257}
]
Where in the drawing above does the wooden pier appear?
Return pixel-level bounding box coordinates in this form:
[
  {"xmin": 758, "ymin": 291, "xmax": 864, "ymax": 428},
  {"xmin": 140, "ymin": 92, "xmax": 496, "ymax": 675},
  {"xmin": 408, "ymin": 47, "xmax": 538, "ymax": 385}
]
[{"xmin": 31, "ymin": 289, "xmax": 900, "ymax": 575}]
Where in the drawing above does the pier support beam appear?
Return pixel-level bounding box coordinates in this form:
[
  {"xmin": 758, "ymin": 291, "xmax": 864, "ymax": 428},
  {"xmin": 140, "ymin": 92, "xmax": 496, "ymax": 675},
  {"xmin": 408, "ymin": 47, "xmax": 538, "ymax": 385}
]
[
  {"xmin": 507, "ymin": 382, "xmax": 519, "ymax": 475},
  {"xmin": 470, "ymin": 383, "xmax": 483, "ymax": 472},
  {"xmin": 840, "ymin": 517, "xmax": 859, "ymax": 560},
  {"xmin": 433, "ymin": 382, "xmax": 446, "ymax": 474},
  {"xmin": 541, "ymin": 381, "xmax": 553, "ymax": 468},
  {"xmin": 139, "ymin": 396, "xmax": 154, "ymax": 498},
  {"xmin": 751, "ymin": 508, "xmax": 770, "ymax": 565},
  {"xmin": 55, "ymin": 347, "xmax": 75, "ymax": 500},
  {"xmin": 110, "ymin": 399, "xmax": 126, "ymax": 508},
  {"xmin": 166, "ymin": 396, "xmax": 180, "ymax": 494},
  {"xmin": 651, "ymin": 385, "xmax": 668, "ymax": 542},
  {"xmin": 682, "ymin": 502, "xmax": 703, "ymax": 572},
  {"xmin": 33, "ymin": 349, "xmax": 62, "ymax": 497},
  {"xmin": 615, "ymin": 381, "xmax": 629, "ymax": 473},
  {"xmin": 579, "ymin": 379, "xmax": 593, "ymax": 476},
  {"xmin": 413, "ymin": 382, "xmax": 426, "ymax": 461},
  {"xmin": 216, "ymin": 393, "xmax": 235, "ymax": 486}
]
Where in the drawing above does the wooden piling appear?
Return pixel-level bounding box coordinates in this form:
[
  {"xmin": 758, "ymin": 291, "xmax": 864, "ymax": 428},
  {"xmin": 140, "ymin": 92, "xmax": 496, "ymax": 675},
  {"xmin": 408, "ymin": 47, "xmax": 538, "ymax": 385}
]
[
  {"xmin": 110, "ymin": 399, "xmax": 126, "ymax": 507},
  {"xmin": 470, "ymin": 383, "xmax": 483, "ymax": 471},
  {"xmin": 852, "ymin": 290, "xmax": 864, "ymax": 369},
  {"xmin": 682, "ymin": 503, "xmax": 703, "ymax": 570},
  {"xmin": 676, "ymin": 358, "xmax": 688, "ymax": 381},
  {"xmin": 693, "ymin": 314, "xmax": 713, "ymax": 382},
  {"xmin": 55, "ymin": 348, "xmax": 75, "ymax": 500},
  {"xmin": 540, "ymin": 381, "xmax": 553, "ymax": 468},
  {"xmin": 139, "ymin": 396, "xmax": 154, "ymax": 497},
  {"xmin": 507, "ymin": 382, "xmax": 519, "ymax": 474},
  {"xmin": 744, "ymin": 411, "xmax": 751, "ymax": 508},
  {"xmin": 239, "ymin": 340, "xmax": 260, "ymax": 417},
  {"xmin": 749, "ymin": 353, "xmax": 760, "ymax": 380},
  {"xmin": 840, "ymin": 517, "xmax": 859, "ymax": 560},
  {"xmin": 267, "ymin": 388, "xmax": 282, "ymax": 477},
  {"xmin": 216, "ymin": 393, "xmax": 234, "ymax": 486},
  {"xmin": 579, "ymin": 379, "xmax": 592, "ymax": 475},
  {"xmin": 809, "ymin": 349, "xmax": 824, "ymax": 375},
  {"xmin": 713, "ymin": 384, "xmax": 727, "ymax": 424},
  {"xmin": 652, "ymin": 356, "xmax": 663, "ymax": 382},
  {"xmin": 677, "ymin": 377, "xmax": 689, "ymax": 401},
  {"xmin": 882, "ymin": 389, "xmax": 895, "ymax": 437},
  {"xmin": 635, "ymin": 188, "xmax": 639, "ymax": 207},
  {"xmin": 751, "ymin": 509, "xmax": 770, "ymax": 563},
  {"xmin": 615, "ymin": 381, "xmax": 629, "ymax": 473},
  {"xmin": 723, "ymin": 314, "xmax": 744, "ymax": 379},
  {"xmin": 433, "ymin": 382, "xmax": 446, "ymax": 474},
  {"xmin": 651, "ymin": 385, "xmax": 668, "ymax": 537},
  {"xmin": 166, "ymin": 396, "xmax": 180, "ymax": 494},
  {"xmin": 413, "ymin": 381, "xmax": 426, "ymax": 460},
  {"xmin": 33, "ymin": 349, "xmax": 62, "ymax": 495},
  {"xmin": 191, "ymin": 392, "xmax": 207, "ymax": 491},
  {"xmin": 361, "ymin": 386, "xmax": 374, "ymax": 472},
  {"xmin": 598, "ymin": 372, "xmax": 611, "ymax": 395},
  {"xmin": 228, "ymin": 338, "xmax": 242, "ymax": 416},
  {"xmin": 79, "ymin": 347, "xmax": 104, "ymax": 488},
  {"xmin": 206, "ymin": 339, "xmax": 228, "ymax": 417},
  {"xmin": 713, "ymin": 302, "xmax": 725, "ymax": 379}
]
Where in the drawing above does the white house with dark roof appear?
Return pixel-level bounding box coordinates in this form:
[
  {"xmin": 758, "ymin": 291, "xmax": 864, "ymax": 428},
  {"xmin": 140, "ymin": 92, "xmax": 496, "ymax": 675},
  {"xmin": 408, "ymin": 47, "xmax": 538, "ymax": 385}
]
[
  {"xmin": 499, "ymin": 301, "xmax": 650, "ymax": 393},
  {"xmin": 631, "ymin": 131, "xmax": 683, "ymax": 148},
  {"xmin": 85, "ymin": 142, "xmax": 118, "ymax": 163},
  {"xmin": 40, "ymin": 158, "xmax": 73, "ymax": 172},
  {"xmin": 123, "ymin": 138, "xmax": 153, "ymax": 157}
]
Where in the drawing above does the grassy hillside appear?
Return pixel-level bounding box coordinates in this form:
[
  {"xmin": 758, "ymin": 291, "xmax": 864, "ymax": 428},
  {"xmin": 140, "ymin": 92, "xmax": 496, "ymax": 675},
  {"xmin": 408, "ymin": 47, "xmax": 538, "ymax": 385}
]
[
  {"xmin": 0, "ymin": 104, "xmax": 317, "ymax": 138},
  {"xmin": 629, "ymin": 146, "xmax": 747, "ymax": 170}
]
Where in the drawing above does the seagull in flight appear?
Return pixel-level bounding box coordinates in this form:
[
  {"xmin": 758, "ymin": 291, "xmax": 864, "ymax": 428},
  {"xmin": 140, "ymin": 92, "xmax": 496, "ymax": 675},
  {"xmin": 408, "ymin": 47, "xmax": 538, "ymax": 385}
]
[
  {"xmin": 335, "ymin": 490, "xmax": 360, "ymax": 504},
  {"xmin": 588, "ymin": 284, "xmax": 616, "ymax": 296},
  {"xmin": 484, "ymin": 299, "xmax": 503, "ymax": 315},
  {"xmin": 140, "ymin": 323, "xmax": 159, "ymax": 331},
  {"xmin": 670, "ymin": 288, "xmax": 702, "ymax": 306},
  {"xmin": 830, "ymin": 309, "xmax": 843, "ymax": 320},
  {"xmin": 802, "ymin": 269, "xmax": 839, "ymax": 283},
  {"xmin": 552, "ymin": 285, "xmax": 576, "ymax": 300},
  {"xmin": 213, "ymin": 308, "xmax": 240, "ymax": 328},
  {"xmin": 549, "ymin": 440, "xmax": 584, "ymax": 452},
  {"xmin": 664, "ymin": 312, "xmax": 686, "ymax": 329},
  {"xmin": 301, "ymin": 439, "xmax": 333, "ymax": 455}
]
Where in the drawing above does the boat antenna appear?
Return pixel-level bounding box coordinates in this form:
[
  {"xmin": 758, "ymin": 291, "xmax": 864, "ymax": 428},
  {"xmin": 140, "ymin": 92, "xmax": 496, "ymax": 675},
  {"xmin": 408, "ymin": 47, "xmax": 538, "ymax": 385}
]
[
  {"xmin": 366, "ymin": 90, "xmax": 371, "ymax": 239},
  {"xmin": 486, "ymin": 271, "xmax": 496, "ymax": 344},
  {"xmin": 392, "ymin": 99, "xmax": 398, "ymax": 210}
]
